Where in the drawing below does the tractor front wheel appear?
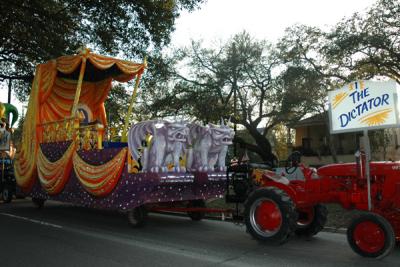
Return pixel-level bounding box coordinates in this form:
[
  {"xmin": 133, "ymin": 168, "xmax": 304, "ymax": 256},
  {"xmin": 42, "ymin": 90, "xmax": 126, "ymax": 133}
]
[
  {"xmin": 244, "ymin": 188, "xmax": 297, "ymax": 244},
  {"xmin": 347, "ymin": 213, "xmax": 395, "ymax": 259},
  {"xmin": 295, "ymin": 204, "xmax": 328, "ymax": 236}
]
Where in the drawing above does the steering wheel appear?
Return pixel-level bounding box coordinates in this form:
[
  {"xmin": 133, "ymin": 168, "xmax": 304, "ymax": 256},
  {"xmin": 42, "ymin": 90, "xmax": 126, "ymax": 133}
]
[{"xmin": 285, "ymin": 151, "xmax": 302, "ymax": 175}]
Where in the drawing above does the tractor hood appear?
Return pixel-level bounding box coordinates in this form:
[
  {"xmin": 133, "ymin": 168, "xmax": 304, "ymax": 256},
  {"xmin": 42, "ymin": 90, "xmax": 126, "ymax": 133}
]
[
  {"xmin": 317, "ymin": 161, "xmax": 400, "ymax": 177},
  {"xmin": 317, "ymin": 162, "xmax": 358, "ymax": 177}
]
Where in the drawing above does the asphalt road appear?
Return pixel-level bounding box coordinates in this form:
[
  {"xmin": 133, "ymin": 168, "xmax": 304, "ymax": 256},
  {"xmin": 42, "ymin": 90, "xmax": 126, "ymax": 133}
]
[{"xmin": 0, "ymin": 199, "xmax": 399, "ymax": 267}]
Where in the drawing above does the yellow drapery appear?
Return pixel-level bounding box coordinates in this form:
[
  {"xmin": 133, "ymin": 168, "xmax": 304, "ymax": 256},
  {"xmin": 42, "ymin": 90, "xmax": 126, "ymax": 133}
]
[
  {"xmin": 73, "ymin": 148, "xmax": 127, "ymax": 197},
  {"xmin": 37, "ymin": 142, "xmax": 76, "ymax": 195},
  {"xmin": 35, "ymin": 142, "xmax": 127, "ymax": 197}
]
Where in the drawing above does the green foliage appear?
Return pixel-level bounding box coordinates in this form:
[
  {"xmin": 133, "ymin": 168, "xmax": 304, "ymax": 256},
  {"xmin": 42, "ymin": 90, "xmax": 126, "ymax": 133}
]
[
  {"xmin": 275, "ymin": 0, "xmax": 399, "ymax": 161},
  {"xmin": 0, "ymin": 0, "xmax": 205, "ymax": 100},
  {"xmin": 369, "ymin": 129, "xmax": 392, "ymax": 160},
  {"xmin": 104, "ymin": 84, "xmax": 130, "ymax": 131},
  {"xmin": 277, "ymin": 0, "xmax": 399, "ymax": 86},
  {"xmin": 272, "ymin": 124, "xmax": 290, "ymax": 162},
  {"xmin": 326, "ymin": 0, "xmax": 400, "ymax": 82}
]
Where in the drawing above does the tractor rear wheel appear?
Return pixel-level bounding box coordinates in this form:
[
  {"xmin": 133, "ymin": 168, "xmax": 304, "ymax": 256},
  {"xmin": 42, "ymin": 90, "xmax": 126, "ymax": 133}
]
[
  {"xmin": 127, "ymin": 205, "xmax": 147, "ymax": 227},
  {"xmin": 244, "ymin": 187, "xmax": 297, "ymax": 244},
  {"xmin": 347, "ymin": 213, "xmax": 395, "ymax": 259},
  {"xmin": 295, "ymin": 204, "xmax": 328, "ymax": 236}
]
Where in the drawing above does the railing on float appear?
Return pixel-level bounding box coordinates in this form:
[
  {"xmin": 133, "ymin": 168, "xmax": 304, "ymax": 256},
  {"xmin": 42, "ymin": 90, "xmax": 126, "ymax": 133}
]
[{"xmin": 38, "ymin": 117, "xmax": 119, "ymax": 150}]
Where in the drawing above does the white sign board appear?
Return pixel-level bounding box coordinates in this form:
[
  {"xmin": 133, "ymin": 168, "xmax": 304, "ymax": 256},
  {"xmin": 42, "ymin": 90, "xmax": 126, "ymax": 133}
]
[{"xmin": 329, "ymin": 80, "xmax": 400, "ymax": 134}]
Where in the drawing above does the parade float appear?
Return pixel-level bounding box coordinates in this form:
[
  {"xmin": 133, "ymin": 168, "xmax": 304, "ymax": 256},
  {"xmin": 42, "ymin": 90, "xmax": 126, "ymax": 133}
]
[{"xmin": 14, "ymin": 49, "xmax": 234, "ymax": 225}]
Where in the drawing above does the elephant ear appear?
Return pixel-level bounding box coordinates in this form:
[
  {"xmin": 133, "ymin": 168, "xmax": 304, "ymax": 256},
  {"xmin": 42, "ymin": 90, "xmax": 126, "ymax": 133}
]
[{"xmin": 220, "ymin": 117, "xmax": 225, "ymax": 126}]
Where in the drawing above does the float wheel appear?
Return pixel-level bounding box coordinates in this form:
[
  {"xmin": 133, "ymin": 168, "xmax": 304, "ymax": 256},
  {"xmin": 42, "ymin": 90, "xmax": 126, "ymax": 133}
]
[
  {"xmin": 127, "ymin": 205, "xmax": 147, "ymax": 227},
  {"xmin": 347, "ymin": 213, "xmax": 395, "ymax": 259},
  {"xmin": 32, "ymin": 198, "xmax": 45, "ymax": 209},
  {"xmin": 244, "ymin": 187, "xmax": 297, "ymax": 244},
  {"xmin": 187, "ymin": 199, "xmax": 206, "ymax": 221}
]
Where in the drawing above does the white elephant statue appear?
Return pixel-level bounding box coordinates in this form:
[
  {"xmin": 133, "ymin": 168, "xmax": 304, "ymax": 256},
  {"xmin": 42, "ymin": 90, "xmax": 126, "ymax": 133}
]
[
  {"xmin": 128, "ymin": 120, "xmax": 189, "ymax": 173},
  {"xmin": 186, "ymin": 120, "xmax": 235, "ymax": 172}
]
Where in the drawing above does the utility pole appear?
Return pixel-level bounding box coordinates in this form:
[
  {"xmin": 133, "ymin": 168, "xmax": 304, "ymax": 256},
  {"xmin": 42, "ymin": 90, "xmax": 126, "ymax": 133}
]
[
  {"xmin": 232, "ymin": 43, "xmax": 238, "ymax": 157},
  {"xmin": 233, "ymin": 84, "xmax": 237, "ymax": 157},
  {"xmin": 8, "ymin": 79, "xmax": 12, "ymax": 104}
]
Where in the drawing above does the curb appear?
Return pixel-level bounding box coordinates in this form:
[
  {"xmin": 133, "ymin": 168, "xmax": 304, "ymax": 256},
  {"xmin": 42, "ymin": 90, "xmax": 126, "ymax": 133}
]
[
  {"xmin": 322, "ymin": 226, "xmax": 347, "ymax": 234},
  {"xmin": 153, "ymin": 211, "xmax": 347, "ymax": 233}
]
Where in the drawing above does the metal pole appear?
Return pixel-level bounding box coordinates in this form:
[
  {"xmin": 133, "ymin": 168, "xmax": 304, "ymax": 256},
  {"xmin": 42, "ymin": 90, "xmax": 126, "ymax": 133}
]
[
  {"xmin": 232, "ymin": 43, "xmax": 237, "ymax": 157},
  {"xmin": 1, "ymin": 152, "xmax": 4, "ymax": 183},
  {"xmin": 71, "ymin": 58, "xmax": 87, "ymax": 117},
  {"xmin": 233, "ymin": 87, "xmax": 237, "ymax": 157},
  {"xmin": 363, "ymin": 129, "xmax": 372, "ymax": 211},
  {"xmin": 7, "ymin": 79, "xmax": 12, "ymax": 104},
  {"xmin": 121, "ymin": 73, "xmax": 142, "ymax": 142}
]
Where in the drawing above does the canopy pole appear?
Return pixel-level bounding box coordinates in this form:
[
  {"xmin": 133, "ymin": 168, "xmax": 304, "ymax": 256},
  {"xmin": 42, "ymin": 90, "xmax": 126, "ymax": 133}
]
[
  {"xmin": 71, "ymin": 58, "xmax": 87, "ymax": 117},
  {"xmin": 121, "ymin": 73, "xmax": 142, "ymax": 142}
]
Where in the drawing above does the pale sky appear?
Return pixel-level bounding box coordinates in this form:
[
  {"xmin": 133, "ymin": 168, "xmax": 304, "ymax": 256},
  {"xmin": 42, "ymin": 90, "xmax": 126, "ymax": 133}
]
[
  {"xmin": 172, "ymin": 0, "xmax": 377, "ymax": 46},
  {"xmin": 1, "ymin": 0, "xmax": 378, "ymax": 110}
]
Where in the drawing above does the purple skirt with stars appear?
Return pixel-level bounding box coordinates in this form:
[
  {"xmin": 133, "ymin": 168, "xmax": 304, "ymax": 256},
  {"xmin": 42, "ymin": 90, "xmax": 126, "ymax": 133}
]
[{"xmin": 29, "ymin": 142, "xmax": 226, "ymax": 211}]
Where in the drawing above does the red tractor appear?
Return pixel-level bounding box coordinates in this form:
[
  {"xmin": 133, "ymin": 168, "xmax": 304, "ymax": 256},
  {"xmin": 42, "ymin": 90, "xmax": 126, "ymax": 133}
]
[{"xmin": 226, "ymin": 151, "xmax": 400, "ymax": 259}]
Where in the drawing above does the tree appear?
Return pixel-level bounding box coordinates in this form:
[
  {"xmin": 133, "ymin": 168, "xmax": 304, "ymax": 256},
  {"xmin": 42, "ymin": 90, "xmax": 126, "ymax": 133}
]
[
  {"xmin": 276, "ymin": 0, "xmax": 399, "ymax": 162},
  {"xmin": 271, "ymin": 123, "xmax": 290, "ymax": 162},
  {"xmin": 276, "ymin": 24, "xmax": 345, "ymax": 162},
  {"xmin": 104, "ymin": 84, "xmax": 130, "ymax": 134},
  {"xmin": 326, "ymin": 0, "xmax": 400, "ymax": 82},
  {"xmin": 140, "ymin": 32, "xmax": 324, "ymax": 165},
  {"xmin": 369, "ymin": 129, "xmax": 392, "ymax": 160},
  {"xmin": 0, "ymin": 0, "xmax": 205, "ymax": 101}
]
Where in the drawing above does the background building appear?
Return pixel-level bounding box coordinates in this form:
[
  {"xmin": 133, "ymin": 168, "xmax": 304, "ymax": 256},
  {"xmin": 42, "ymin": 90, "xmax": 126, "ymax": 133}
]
[{"xmin": 290, "ymin": 113, "xmax": 400, "ymax": 167}]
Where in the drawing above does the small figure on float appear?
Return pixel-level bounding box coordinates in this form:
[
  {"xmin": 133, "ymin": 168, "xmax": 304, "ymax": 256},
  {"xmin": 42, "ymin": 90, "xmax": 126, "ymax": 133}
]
[{"xmin": 0, "ymin": 102, "xmax": 18, "ymax": 156}]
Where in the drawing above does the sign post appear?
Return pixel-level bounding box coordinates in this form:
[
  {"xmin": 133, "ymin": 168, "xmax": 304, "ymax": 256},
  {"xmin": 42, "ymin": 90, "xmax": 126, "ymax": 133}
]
[
  {"xmin": 328, "ymin": 80, "xmax": 400, "ymax": 211},
  {"xmin": 363, "ymin": 129, "xmax": 372, "ymax": 211}
]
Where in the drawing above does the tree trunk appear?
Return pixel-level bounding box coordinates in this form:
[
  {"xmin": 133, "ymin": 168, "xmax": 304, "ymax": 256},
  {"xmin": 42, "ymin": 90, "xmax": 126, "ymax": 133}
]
[{"xmin": 234, "ymin": 123, "xmax": 277, "ymax": 166}]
